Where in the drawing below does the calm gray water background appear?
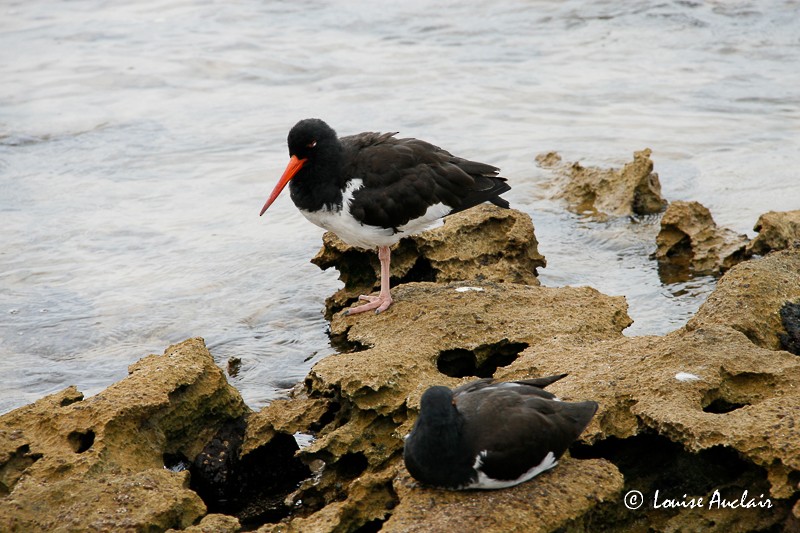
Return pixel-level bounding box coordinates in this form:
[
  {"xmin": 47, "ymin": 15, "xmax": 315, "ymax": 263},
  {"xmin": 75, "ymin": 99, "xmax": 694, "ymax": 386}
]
[{"xmin": 2, "ymin": 1, "xmax": 799, "ymax": 413}]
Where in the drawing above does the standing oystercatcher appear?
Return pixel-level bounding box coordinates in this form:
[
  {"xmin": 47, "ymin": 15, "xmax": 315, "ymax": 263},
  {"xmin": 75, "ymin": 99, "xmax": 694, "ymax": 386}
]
[
  {"xmin": 403, "ymin": 375, "xmax": 598, "ymax": 490},
  {"xmin": 259, "ymin": 119, "xmax": 511, "ymax": 315}
]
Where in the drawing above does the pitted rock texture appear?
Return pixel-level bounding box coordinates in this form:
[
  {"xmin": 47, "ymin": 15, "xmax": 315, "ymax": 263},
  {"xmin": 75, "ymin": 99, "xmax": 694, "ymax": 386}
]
[
  {"xmin": 0, "ymin": 338, "xmax": 249, "ymax": 532},
  {"xmin": 537, "ymin": 148, "xmax": 668, "ymax": 217},
  {"xmin": 746, "ymin": 210, "xmax": 800, "ymax": 257},
  {"xmin": 310, "ymin": 204, "xmax": 545, "ymax": 317},
  {"xmin": 654, "ymin": 200, "xmax": 749, "ymax": 279}
]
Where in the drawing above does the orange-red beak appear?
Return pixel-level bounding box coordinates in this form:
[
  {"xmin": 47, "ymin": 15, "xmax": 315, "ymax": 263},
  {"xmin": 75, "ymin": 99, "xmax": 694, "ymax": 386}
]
[{"xmin": 259, "ymin": 155, "xmax": 307, "ymax": 216}]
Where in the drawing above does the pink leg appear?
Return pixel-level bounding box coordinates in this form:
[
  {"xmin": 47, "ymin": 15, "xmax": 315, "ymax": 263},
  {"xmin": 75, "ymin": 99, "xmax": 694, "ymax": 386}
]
[{"xmin": 344, "ymin": 245, "xmax": 394, "ymax": 315}]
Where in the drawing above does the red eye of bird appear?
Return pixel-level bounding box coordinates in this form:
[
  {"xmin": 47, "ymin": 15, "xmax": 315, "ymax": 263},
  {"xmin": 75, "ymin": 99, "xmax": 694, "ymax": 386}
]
[{"xmin": 307, "ymin": 140, "xmax": 317, "ymax": 148}]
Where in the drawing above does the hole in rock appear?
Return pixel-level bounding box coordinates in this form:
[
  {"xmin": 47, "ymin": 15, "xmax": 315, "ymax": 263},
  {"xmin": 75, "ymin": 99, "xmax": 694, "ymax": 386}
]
[
  {"xmin": 437, "ymin": 340, "xmax": 528, "ymax": 378},
  {"xmin": 67, "ymin": 429, "xmax": 95, "ymax": 453},
  {"xmin": 398, "ymin": 256, "xmax": 437, "ymax": 284},
  {"xmin": 163, "ymin": 452, "xmax": 191, "ymax": 473},
  {"xmin": 309, "ymin": 400, "xmax": 340, "ymax": 432},
  {"xmin": 336, "ymin": 452, "xmax": 368, "ymax": 480},
  {"xmin": 702, "ymin": 397, "xmax": 749, "ymax": 414},
  {"xmin": 329, "ymin": 328, "xmax": 370, "ymax": 354},
  {"xmin": 570, "ymin": 432, "xmax": 790, "ymax": 527},
  {"xmin": 355, "ymin": 518, "xmax": 387, "ymax": 533},
  {"xmin": 190, "ymin": 419, "xmax": 312, "ymax": 527}
]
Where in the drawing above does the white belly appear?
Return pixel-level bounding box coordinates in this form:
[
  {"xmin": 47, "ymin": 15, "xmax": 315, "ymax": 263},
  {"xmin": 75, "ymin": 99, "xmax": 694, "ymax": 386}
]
[{"xmin": 299, "ymin": 179, "xmax": 452, "ymax": 249}]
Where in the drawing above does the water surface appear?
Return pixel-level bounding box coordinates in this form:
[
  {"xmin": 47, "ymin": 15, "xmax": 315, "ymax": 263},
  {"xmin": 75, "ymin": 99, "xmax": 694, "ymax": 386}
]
[{"xmin": 2, "ymin": 0, "xmax": 799, "ymax": 413}]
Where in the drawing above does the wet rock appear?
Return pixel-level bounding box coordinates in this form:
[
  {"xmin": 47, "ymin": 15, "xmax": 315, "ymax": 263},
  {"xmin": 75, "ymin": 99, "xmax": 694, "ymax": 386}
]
[
  {"xmin": 653, "ymin": 200, "xmax": 749, "ymax": 280},
  {"xmin": 310, "ymin": 204, "xmax": 546, "ymax": 317},
  {"xmin": 746, "ymin": 210, "xmax": 800, "ymax": 256},
  {"xmin": 538, "ymin": 148, "xmax": 668, "ymax": 217},
  {"xmin": 0, "ymin": 338, "xmax": 248, "ymax": 532}
]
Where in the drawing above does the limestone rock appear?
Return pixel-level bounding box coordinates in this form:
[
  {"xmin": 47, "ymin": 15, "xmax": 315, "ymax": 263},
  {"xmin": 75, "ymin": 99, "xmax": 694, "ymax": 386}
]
[
  {"xmin": 310, "ymin": 204, "xmax": 545, "ymax": 316},
  {"xmin": 0, "ymin": 338, "xmax": 248, "ymax": 532},
  {"xmin": 687, "ymin": 248, "xmax": 800, "ymax": 351},
  {"xmin": 746, "ymin": 210, "xmax": 800, "ymax": 256},
  {"xmin": 384, "ymin": 457, "xmax": 622, "ymax": 533},
  {"xmin": 654, "ymin": 200, "xmax": 749, "ymax": 279},
  {"xmin": 490, "ymin": 249, "xmax": 800, "ymax": 531},
  {"xmin": 538, "ymin": 149, "xmax": 668, "ymax": 217},
  {"xmin": 249, "ymin": 281, "xmax": 632, "ymax": 531}
]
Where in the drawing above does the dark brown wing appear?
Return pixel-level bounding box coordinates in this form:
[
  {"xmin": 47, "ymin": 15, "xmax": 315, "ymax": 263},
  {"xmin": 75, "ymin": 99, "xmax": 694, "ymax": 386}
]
[
  {"xmin": 341, "ymin": 133, "xmax": 509, "ymax": 229},
  {"xmin": 457, "ymin": 386, "xmax": 597, "ymax": 481}
]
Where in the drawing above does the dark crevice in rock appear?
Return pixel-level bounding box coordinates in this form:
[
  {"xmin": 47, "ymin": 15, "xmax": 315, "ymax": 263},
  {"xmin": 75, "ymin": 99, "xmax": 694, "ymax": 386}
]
[
  {"xmin": 397, "ymin": 256, "xmax": 437, "ymax": 285},
  {"xmin": 570, "ymin": 432, "xmax": 792, "ymax": 529},
  {"xmin": 309, "ymin": 400, "xmax": 340, "ymax": 432},
  {"xmin": 0, "ymin": 444, "xmax": 42, "ymax": 496},
  {"xmin": 190, "ymin": 418, "xmax": 312, "ymax": 527},
  {"xmin": 355, "ymin": 517, "xmax": 387, "ymax": 533},
  {"xmin": 335, "ymin": 452, "xmax": 369, "ymax": 480},
  {"xmin": 437, "ymin": 340, "xmax": 528, "ymax": 378},
  {"xmin": 779, "ymin": 301, "xmax": 800, "ymax": 355},
  {"xmin": 67, "ymin": 429, "xmax": 95, "ymax": 453},
  {"xmin": 329, "ymin": 326, "xmax": 370, "ymax": 354},
  {"xmin": 702, "ymin": 397, "xmax": 749, "ymax": 414},
  {"xmin": 163, "ymin": 452, "xmax": 190, "ymax": 472}
]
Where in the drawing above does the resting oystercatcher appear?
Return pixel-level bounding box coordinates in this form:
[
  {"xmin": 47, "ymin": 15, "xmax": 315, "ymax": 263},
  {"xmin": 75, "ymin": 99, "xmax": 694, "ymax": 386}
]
[
  {"xmin": 259, "ymin": 119, "xmax": 511, "ymax": 315},
  {"xmin": 403, "ymin": 374, "xmax": 597, "ymax": 490}
]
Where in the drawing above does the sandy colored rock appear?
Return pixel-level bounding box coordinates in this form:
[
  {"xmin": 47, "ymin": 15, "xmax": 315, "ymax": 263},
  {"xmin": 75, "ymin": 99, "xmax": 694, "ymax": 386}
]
[
  {"xmin": 385, "ymin": 457, "xmax": 623, "ymax": 533},
  {"xmin": 746, "ymin": 210, "xmax": 800, "ymax": 256},
  {"xmin": 0, "ymin": 338, "xmax": 249, "ymax": 532},
  {"xmin": 688, "ymin": 247, "xmax": 800, "ymax": 350},
  {"xmin": 538, "ymin": 148, "xmax": 668, "ymax": 217},
  {"xmin": 654, "ymin": 200, "xmax": 749, "ymax": 278},
  {"xmin": 169, "ymin": 513, "xmax": 242, "ymax": 533},
  {"xmin": 249, "ymin": 281, "xmax": 631, "ymax": 531},
  {"xmin": 310, "ymin": 204, "xmax": 545, "ymax": 316}
]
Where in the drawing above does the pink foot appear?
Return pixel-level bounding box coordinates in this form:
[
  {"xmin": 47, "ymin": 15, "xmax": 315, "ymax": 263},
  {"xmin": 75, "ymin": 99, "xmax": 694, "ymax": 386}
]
[{"xmin": 344, "ymin": 293, "xmax": 393, "ymax": 315}]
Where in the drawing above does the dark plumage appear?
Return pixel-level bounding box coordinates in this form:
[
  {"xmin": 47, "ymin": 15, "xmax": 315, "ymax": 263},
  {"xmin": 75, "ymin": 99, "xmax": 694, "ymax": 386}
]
[
  {"xmin": 259, "ymin": 118, "xmax": 511, "ymax": 315},
  {"xmin": 403, "ymin": 375, "xmax": 598, "ymax": 490}
]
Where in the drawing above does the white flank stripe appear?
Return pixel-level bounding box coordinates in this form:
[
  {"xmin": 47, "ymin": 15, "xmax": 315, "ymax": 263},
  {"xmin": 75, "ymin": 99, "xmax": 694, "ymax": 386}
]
[
  {"xmin": 464, "ymin": 451, "xmax": 558, "ymax": 490},
  {"xmin": 299, "ymin": 179, "xmax": 453, "ymax": 248}
]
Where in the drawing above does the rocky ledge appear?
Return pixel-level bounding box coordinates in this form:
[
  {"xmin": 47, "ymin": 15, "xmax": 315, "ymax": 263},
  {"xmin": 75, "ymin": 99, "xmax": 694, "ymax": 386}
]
[{"xmin": 2, "ymin": 207, "xmax": 800, "ymax": 532}]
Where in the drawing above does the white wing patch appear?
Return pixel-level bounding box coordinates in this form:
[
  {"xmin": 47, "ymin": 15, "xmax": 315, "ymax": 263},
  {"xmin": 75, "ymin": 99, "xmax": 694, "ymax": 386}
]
[
  {"xmin": 464, "ymin": 451, "xmax": 558, "ymax": 490},
  {"xmin": 299, "ymin": 179, "xmax": 452, "ymax": 248}
]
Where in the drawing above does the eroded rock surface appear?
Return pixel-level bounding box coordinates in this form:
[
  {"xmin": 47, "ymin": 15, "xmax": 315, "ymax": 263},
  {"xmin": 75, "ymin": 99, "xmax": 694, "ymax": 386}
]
[
  {"xmin": 746, "ymin": 210, "xmax": 800, "ymax": 257},
  {"xmin": 538, "ymin": 149, "xmax": 668, "ymax": 217},
  {"xmin": 250, "ymin": 250, "xmax": 800, "ymax": 532},
  {"xmin": 0, "ymin": 338, "xmax": 248, "ymax": 532},
  {"xmin": 310, "ymin": 204, "xmax": 546, "ymax": 316},
  {"xmin": 654, "ymin": 200, "xmax": 749, "ymax": 280}
]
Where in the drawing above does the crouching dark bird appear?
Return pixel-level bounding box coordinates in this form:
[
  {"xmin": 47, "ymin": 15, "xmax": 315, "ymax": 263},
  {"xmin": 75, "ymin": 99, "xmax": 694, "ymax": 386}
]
[
  {"xmin": 259, "ymin": 118, "xmax": 511, "ymax": 315},
  {"xmin": 403, "ymin": 374, "xmax": 597, "ymax": 490}
]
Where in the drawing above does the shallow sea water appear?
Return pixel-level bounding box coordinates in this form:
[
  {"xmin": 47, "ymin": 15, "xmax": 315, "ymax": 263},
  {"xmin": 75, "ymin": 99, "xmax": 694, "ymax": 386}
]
[{"xmin": 1, "ymin": 0, "xmax": 799, "ymax": 413}]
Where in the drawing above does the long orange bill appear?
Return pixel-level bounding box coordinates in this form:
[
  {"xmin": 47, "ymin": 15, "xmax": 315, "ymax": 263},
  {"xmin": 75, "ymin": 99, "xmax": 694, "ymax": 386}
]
[{"xmin": 259, "ymin": 155, "xmax": 307, "ymax": 216}]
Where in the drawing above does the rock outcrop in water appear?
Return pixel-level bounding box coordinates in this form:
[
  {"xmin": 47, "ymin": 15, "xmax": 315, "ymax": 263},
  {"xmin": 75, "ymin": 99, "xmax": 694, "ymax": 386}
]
[
  {"xmin": 3, "ymin": 208, "xmax": 800, "ymax": 531},
  {"xmin": 537, "ymin": 148, "xmax": 668, "ymax": 217},
  {"xmin": 746, "ymin": 209, "xmax": 800, "ymax": 257},
  {"xmin": 311, "ymin": 204, "xmax": 546, "ymax": 317},
  {"xmin": 653, "ymin": 200, "xmax": 749, "ymax": 280}
]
